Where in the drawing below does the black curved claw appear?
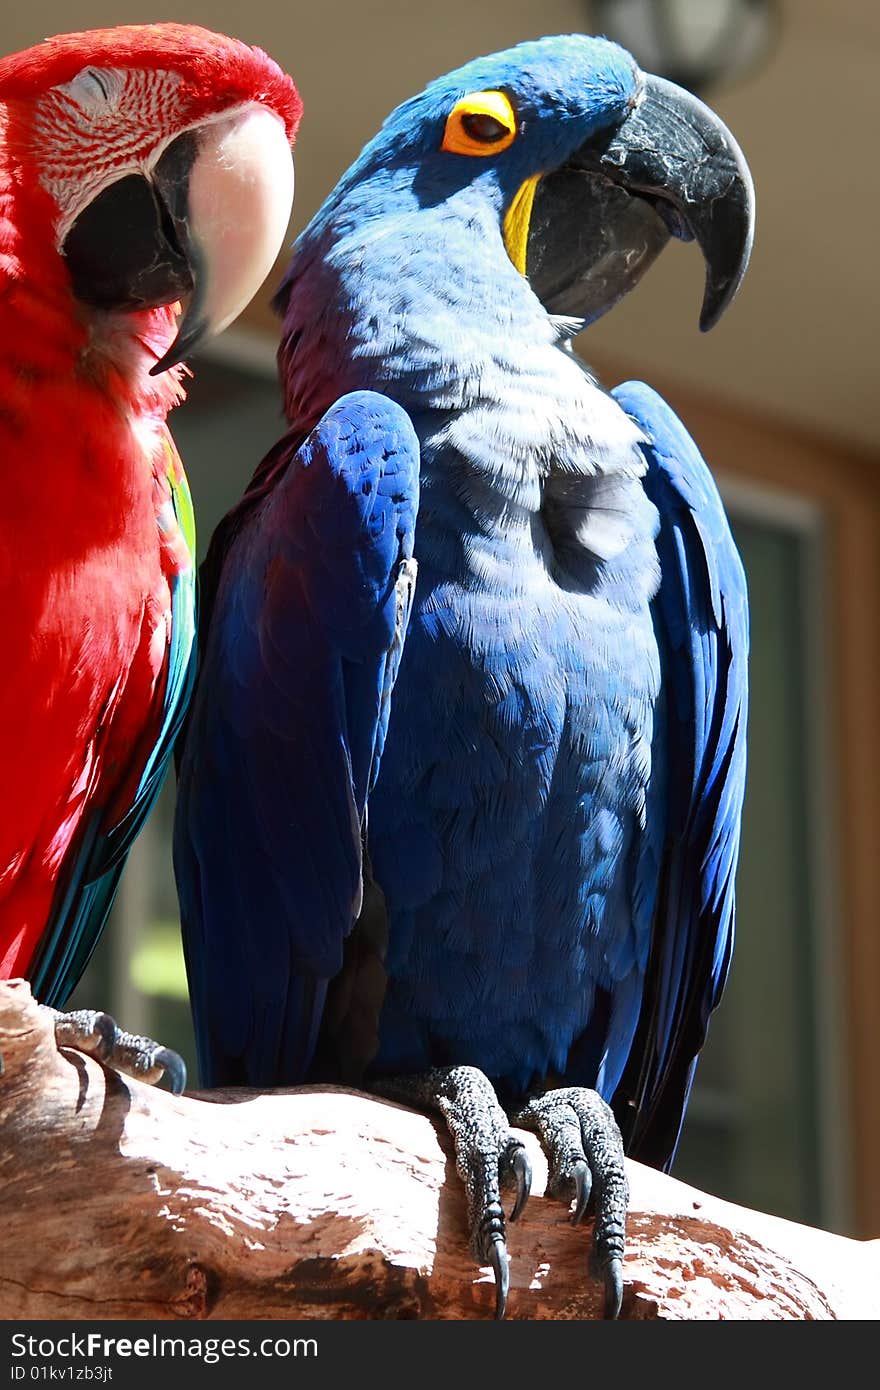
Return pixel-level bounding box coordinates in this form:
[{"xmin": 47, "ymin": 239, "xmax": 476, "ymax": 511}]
[
  {"xmin": 92, "ymin": 1012, "xmax": 118, "ymax": 1062},
  {"xmin": 155, "ymin": 1046, "xmax": 187, "ymax": 1095},
  {"xmin": 572, "ymin": 1158, "xmax": 592, "ymax": 1225},
  {"xmin": 603, "ymin": 1257, "xmax": 624, "ymax": 1319},
  {"xmin": 604, "ymin": 1256, "xmax": 623, "ymax": 1320},
  {"xmin": 487, "ymin": 1232, "xmax": 510, "ymax": 1321},
  {"xmin": 509, "ymin": 1145, "xmax": 532, "ymax": 1223}
]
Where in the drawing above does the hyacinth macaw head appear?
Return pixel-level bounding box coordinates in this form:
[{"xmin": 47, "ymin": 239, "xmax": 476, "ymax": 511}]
[{"xmin": 307, "ymin": 33, "xmax": 753, "ymax": 336}]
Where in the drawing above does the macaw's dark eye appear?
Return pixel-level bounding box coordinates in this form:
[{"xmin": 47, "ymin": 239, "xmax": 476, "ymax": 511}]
[
  {"xmin": 461, "ymin": 112, "xmax": 511, "ymax": 144},
  {"xmin": 441, "ymin": 91, "xmax": 518, "ymax": 157}
]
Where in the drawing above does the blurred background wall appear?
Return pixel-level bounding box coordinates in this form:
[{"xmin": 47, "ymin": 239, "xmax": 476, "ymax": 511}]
[{"xmin": 4, "ymin": 1, "xmax": 878, "ymax": 1239}]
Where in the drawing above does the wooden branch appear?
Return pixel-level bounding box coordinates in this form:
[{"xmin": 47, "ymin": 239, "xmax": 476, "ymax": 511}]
[{"xmin": 0, "ymin": 979, "xmax": 876, "ymax": 1320}]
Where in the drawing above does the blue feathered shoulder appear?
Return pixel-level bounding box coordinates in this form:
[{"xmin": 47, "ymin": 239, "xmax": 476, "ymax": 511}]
[
  {"xmin": 173, "ymin": 391, "xmax": 419, "ymax": 1086},
  {"xmin": 611, "ymin": 381, "xmax": 749, "ymax": 1168}
]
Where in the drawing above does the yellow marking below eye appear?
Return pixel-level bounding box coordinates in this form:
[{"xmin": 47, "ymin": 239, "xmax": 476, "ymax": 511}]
[
  {"xmin": 503, "ymin": 173, "xmax": 542, "ymax": 276},
  {"xmin": 442, "ymin": 90, "xmax": 517, "ymax": 157}
]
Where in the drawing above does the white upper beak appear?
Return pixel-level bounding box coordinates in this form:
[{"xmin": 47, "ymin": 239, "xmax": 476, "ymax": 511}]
[{"xmin": 151, "ymin": 103, "xmax": 294, "ymax": 374}]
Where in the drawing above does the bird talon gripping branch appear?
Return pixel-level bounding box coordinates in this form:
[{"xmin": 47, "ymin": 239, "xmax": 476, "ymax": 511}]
[{"xmin": 48, "ymin": 1008, "xmax": 187, "ymax": 1092}]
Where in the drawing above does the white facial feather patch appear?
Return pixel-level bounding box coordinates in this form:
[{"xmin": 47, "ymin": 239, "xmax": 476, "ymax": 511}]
[
  {"xmin": 55, "ymin": 66, "xmax": 126, "ymax": 114},
  {"xmin": 32, "ymin": 64, "xmax": 186, "ymax": 243}
]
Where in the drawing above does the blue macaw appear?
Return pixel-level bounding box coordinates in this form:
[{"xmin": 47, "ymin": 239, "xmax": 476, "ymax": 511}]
[{"xmin": 174, "ymin": 34, "xmax": 752, "ymax": 1318}]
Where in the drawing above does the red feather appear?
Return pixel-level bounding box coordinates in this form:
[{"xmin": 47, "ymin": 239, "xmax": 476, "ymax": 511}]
[
  {"xmin": 0, "ymin": 24, "xmax": 302, "ymax": 140},
  {"xmin": 0, "ymin": 23, "xmax": 300, "ymax": 985}
]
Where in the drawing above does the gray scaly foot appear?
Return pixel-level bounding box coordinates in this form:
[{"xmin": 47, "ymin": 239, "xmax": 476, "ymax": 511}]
[
  {"xmin": 48, "ymin": 1007, "xmax": 187, "ymax": 1093},
  {"xmin": 515, "ymin": 1086, "xmax": 627, "ymax": 1318},
  {"xmin": 374, "ymin": 1065, "xmax": 531, "ymax": 1318}
]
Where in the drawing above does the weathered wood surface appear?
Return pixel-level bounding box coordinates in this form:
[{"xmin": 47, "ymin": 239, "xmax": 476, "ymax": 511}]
[{"xmin": 0, "ymin": 978, "xmax": 876, "ymax": 1320}]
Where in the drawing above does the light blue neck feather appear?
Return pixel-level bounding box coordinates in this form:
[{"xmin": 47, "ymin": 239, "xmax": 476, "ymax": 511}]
[{"xmin": 279, "ymin": 170, "xmax": 651, "ymax": 588}]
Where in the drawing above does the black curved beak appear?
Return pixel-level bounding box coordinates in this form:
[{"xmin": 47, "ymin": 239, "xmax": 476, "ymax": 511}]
[
  {"xmin": 518, "ymin": 73, "xmax": 755, "ymax": 332},
  {"xmin": 62, "ymin": 130, "xmax": 207, "ymax": 369}
]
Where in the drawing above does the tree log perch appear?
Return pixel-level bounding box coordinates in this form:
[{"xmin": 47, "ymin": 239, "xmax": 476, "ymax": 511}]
[{"xmin": 0, "ymin": 979, "xmax": 876, "ymax": 1320}]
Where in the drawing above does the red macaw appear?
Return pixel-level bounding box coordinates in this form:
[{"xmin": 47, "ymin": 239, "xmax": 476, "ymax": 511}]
[{"xmin": 0, "ymin": 24, "xmax": 300, "ymax": 1085}]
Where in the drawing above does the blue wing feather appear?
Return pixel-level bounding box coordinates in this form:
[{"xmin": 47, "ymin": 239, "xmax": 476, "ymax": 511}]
[
  {"xmin": 610, "ymin": 381, "xmax": 748, "ymax": 1168},
  {"xmin": 173, "ymin": 391, "xmax": 420, "ymax": 1086}
]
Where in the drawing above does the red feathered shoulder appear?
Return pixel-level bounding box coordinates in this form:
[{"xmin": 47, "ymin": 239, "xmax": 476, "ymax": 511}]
[{"xmin": 0, "ymin": 23, "xmax": 302, "ymax": 141}]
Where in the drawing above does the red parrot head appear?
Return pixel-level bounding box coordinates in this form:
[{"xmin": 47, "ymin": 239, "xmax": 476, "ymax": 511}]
[{"xmin": 0, "ymin": 23, "xmax": 302, "ymax": 373}]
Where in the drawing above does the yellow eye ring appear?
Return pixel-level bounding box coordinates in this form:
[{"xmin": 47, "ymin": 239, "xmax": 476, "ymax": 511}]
[{"xmin": 442, "ymin": 90, "xmax": 517, "ymax": 157}]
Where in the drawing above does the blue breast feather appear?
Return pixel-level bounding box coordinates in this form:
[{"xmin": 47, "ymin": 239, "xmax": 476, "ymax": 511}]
[{"xmin": 362, "ymin": 379, "xmax": 746, "ymax": 1168}]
